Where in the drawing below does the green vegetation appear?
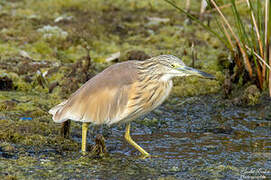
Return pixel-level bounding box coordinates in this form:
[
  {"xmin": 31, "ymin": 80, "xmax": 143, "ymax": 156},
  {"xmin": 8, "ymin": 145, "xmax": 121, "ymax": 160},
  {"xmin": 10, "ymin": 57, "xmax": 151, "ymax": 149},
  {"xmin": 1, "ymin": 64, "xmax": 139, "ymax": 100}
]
[
  {"xmin": 0, "ymin": 0, "xmax": 222, "ymax": 96},
  {"xmin": 165, "ymin": 0, "xmax": 271, "ymax": 96}
]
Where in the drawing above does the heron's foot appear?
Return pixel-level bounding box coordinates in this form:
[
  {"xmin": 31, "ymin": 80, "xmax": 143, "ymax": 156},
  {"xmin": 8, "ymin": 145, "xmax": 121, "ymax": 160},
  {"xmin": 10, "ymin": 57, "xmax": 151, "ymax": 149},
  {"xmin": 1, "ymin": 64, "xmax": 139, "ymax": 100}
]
[
  {"xmin": 139, "ymin": 153, "xmax": 151, "ymax": 159},
  {"xmin": 125, "ymin": 123, "xmax": 151, "ymax": 158},
  {"xmin": 139, "ymin": 154, "xmax": 160, "ymax": 159},
  {"xmin": 81, "ymin": 150, "xmax": 87, "ymax": 156}
]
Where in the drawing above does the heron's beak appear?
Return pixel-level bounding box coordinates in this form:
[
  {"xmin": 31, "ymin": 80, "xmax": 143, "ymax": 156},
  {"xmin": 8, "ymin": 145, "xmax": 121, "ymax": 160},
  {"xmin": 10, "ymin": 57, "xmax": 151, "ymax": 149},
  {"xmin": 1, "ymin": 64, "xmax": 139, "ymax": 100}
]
[{"xmin": 177, "ymin": 66, "xmax": 215, "ymax": 79}]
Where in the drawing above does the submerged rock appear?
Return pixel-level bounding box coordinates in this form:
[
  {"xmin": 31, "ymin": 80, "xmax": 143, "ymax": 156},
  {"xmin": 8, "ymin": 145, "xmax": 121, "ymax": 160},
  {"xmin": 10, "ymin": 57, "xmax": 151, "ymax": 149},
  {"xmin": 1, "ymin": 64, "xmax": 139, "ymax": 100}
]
[
  {"xmin": 243, "ymin": 85, "xmax": 261, "ymax": 105},
  {"xmin": 233, "ymin": 85, "xmax": 260, "ymax": 106},
  {"xmin": 89, "ymin": 134, "xmax": 108, "ymax": 158}
]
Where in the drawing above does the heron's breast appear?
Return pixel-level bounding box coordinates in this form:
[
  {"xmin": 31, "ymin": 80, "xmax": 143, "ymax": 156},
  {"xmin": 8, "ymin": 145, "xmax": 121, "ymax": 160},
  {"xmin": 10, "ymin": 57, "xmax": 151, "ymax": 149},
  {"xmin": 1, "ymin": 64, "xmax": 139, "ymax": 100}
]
[
  {"xmin": 128, "ymin": 80, "xmax": 173, "ymax": 114},
  {"xmin": 118, "ymin": 80, "xmax": 172, "ymax": 124},
  {"xmin": 143, "ymin": 80, "xmax": 173, "ymax": 110}
]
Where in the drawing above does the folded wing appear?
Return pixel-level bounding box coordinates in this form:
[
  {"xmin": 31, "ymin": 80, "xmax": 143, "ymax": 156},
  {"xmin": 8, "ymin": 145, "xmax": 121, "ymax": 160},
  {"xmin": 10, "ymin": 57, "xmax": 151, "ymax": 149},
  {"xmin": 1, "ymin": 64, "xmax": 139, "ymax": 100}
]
[{"xmin": 49, "ymin": 61, "xmax": 139, "ymax": 125}]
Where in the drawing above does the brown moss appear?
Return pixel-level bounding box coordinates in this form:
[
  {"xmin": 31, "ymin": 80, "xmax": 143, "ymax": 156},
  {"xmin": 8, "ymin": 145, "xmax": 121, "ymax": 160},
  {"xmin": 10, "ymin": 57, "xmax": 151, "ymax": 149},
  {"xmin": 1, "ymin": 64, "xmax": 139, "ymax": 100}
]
[{"xmin": 232, "ymin": 85, "xmax": 261, "ymax": 106}]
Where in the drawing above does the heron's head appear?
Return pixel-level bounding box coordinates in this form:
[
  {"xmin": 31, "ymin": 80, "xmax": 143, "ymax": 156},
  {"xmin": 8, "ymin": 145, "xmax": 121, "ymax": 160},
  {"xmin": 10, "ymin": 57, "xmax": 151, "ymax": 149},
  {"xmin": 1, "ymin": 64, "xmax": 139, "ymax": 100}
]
[{"xmin": 145, "ymin": 55, "xmax": 215, "ymax": 81}]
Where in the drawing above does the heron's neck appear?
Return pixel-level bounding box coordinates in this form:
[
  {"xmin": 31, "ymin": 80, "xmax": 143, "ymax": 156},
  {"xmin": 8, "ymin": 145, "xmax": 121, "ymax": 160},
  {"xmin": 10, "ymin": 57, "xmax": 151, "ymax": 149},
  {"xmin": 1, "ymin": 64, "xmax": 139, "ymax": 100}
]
[{"xmin": 160, "ymin": 74, "xmax": 175, "ymax": 82}]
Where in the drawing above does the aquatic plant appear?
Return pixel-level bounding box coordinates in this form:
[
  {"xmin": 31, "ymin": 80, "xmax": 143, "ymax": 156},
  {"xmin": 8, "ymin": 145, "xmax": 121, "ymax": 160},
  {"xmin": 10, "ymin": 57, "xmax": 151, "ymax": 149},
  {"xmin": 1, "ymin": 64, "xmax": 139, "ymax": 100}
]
[{"xmin": 165, "ymin": 0, "xmax": 271, "ymax": 96}]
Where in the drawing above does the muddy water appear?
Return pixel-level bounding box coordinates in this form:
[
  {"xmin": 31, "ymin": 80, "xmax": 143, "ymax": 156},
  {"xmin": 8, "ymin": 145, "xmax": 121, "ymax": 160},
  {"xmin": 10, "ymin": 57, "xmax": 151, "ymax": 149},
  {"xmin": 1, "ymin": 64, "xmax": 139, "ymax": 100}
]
[{"xmin": 1, "ymin": 94, "xmax": 271, "ymax": 179}]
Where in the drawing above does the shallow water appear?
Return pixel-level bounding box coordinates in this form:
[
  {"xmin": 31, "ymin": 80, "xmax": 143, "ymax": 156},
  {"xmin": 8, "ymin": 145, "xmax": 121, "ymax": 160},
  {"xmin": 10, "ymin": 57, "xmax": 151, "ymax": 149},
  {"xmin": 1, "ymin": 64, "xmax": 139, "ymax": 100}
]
[{"xmin": 1, "ymin": 94, "xmax": 271, "ymax": 179}]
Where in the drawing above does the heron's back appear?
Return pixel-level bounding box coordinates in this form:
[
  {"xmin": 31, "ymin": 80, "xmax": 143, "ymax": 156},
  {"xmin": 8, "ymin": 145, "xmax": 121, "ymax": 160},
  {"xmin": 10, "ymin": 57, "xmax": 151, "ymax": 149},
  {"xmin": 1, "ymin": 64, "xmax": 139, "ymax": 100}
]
[{"xmin": 49, "ymin": 60, "xmax": 173, "ymax": 125}]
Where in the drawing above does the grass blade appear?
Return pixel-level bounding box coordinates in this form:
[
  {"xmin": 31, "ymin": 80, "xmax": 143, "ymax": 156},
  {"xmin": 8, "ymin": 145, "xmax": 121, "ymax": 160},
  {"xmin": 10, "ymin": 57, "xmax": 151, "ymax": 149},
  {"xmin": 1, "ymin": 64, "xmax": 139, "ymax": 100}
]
[
  {"xmin": 245, "ymin": 45, "xmax": 271, "ymax": 70},
  {"xmin": 256, "ymin": 0, "xmax": 264, "ymax": 43},
  {"xmin": 209, "ymin": 0, "xmax": 253, "ymax": 77},
  {"xmin": 265, "ymin": 0, "xmax": 271, "ymax": 95},
  {"xmin": 186, "ymin": 0, "xmax": 191, "ymax": 11},
  {"xmin": 231, "ymin": 0, "xmax": 250, "ymax": 45},
  {"xmin": 213, "ymin": 15, "xmax": 233, "ymax": 52},
  {"xmin": 163, "ymin": 0, "xmax": 230, "ymax": 49},
  {"xmin": 269, "ymin": 46, "xmax": 271, "ymax": 96},
  {"xmin": 247, "ymin": 0, "xmax": 264, "ymax": 58},
  {"xmin": 206, "ymin": 0, "xmax": 247, "ymax": 13},
  {"xmin": 221, "ymin": 21, "xmax": 234, "ymax": 52}
]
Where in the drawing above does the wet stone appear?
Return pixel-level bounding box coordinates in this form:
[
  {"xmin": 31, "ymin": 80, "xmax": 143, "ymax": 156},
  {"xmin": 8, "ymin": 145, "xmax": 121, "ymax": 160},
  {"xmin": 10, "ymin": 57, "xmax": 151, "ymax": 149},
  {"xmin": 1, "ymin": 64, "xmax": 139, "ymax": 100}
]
[
  {"xmin": 0, "ymin": 100, "xmax": 17, "ymax": 110},
  {"xmin": 0, "ymin": 75, "xmax": 13, "ymax": 90},
  {"xmin": 1, "ymin": 143, "xmax": 16, "ymax": 152}
]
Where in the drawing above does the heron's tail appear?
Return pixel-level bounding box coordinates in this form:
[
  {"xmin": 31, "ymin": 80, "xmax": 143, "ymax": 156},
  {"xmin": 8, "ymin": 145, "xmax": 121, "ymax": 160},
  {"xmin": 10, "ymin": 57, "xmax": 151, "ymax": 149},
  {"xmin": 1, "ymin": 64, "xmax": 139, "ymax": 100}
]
[{"xmin": 49, "ymin": 100, "xmax": 68, "ymax": 122}]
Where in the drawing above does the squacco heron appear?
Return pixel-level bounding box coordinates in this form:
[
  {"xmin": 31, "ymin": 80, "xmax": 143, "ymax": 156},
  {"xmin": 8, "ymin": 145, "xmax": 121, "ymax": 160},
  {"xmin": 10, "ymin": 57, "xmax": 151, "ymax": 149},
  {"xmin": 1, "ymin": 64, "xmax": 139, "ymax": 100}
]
[{"xmin": 49, "ymin": 55, "xmax": 214, "ymax": 157}]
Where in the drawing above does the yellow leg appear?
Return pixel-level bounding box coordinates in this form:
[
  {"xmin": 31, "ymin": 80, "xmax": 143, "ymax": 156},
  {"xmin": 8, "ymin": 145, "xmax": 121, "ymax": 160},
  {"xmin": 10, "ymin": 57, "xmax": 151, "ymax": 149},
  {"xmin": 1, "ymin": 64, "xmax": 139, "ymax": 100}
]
[
  {"xmin": 81, "ymin": 122, "xmax": 90, "ymax": 155},
  {"xmin": 124, "ymin": 123, "xmax": 150, "ymax": 158}
]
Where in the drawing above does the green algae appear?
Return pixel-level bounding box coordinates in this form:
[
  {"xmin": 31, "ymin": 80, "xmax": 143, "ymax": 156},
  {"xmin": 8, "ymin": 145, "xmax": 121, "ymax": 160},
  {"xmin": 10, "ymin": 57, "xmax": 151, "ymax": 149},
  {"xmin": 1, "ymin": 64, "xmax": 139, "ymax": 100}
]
[
  {"xmin": 0, "ymin": 118, "xmax": 79, "ymax": 151},
  {"xmin": 172, "ymin": 76, "xmax": 220, "ymax": 97}
]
